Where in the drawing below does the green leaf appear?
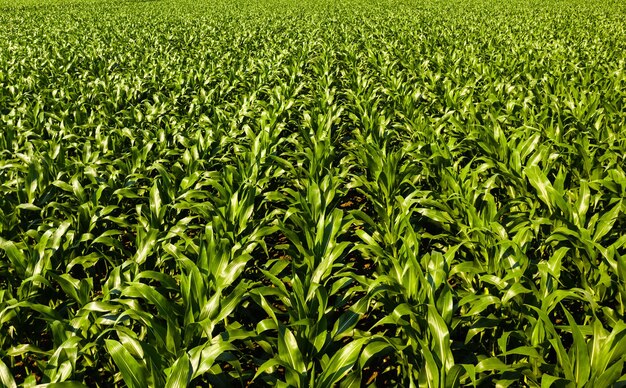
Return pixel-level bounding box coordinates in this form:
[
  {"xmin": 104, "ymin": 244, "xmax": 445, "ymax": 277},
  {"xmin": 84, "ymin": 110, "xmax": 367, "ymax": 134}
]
[
  {"xmin": 105, "ymin": 339, "xmax": 148, "ymax": 388},
  {"xmin": 134, "ymin": 229, "xmax": 159, "ymax": 265},
  {"xmin": 428, "ymin": 304, "xmax": 453, "ymax": 371},
  {"xmin": 593, "ymin": 200, "xmax": 622, "ymax": 242},
  {"xmin": 0, "ymin": 358, "xmax": 17, "ymax": 388},
  {"xmin": 475, "ymin": 357, "xmax": 509, "ymax": 373},
  {"xmin": 524, "ymin": 165, "xmax": 568, "ymax": 214},
  {"xmin": 562, "ymin": 309, "xmax": 590, "ymax": 386},
  {"xmin": 278, "ymin": 326, "xmax": 306, "ymax": 374},
  {"xmin": 541, "ymin": 374, "xmax": 569, "ymax": 388},
  {"xmin": 165, "ymin": 353, "xmax": 191, "ymax": 388},
  {"xmin": 359, "ymin": 339, "xmax": 394, "ymax": 368},
  {"xmin": 0, "ymin": 238, "xmax": 27, "ymax": 276},
  {"xmin": 445, "ymin": 364, "xmax": 464, "ymax": 388},
  {"xmin": 331, "ymin": 310, "xmax": 360, "ymax": 339},
  {"xmin": 190, "ymin": 341, "xmax": 237, "ymax": 379},
  {"xmin": 318, "ymin": 337, "xmax": 369, "ymax": 388}
]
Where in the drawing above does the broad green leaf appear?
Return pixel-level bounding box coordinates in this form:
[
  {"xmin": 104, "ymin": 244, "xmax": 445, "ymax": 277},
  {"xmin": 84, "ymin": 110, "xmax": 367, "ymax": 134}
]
[
  {"xmin": 165, "ymin": 353, "xmax": 191, "ymax": 388},
  {"xmin": 0, "ymin": 358, "xmax": 17, "ymax": 388},
  {"xmin": 562, "ymin": 309, "xmax": 590, "ymax": 386},
  {"xmin": 278, "ymin": 326, "xmax": 306, "ymax": 374},
  {"xmin": 318, "ymin": 337, "xmax": 369, "ymax": 388},
  {"xmin": 593, "ymin": 200, "xmax": 622, "ymax": 242},
  {"xmin": 105, "ymin": 339, "xmax": 148, "ymax": 388}
]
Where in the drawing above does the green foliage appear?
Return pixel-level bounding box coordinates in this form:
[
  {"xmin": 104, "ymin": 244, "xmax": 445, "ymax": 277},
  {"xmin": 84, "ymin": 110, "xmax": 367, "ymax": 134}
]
[{"xmin": 1, "ymin": 0, "xmax": 625, "ymax": 386}]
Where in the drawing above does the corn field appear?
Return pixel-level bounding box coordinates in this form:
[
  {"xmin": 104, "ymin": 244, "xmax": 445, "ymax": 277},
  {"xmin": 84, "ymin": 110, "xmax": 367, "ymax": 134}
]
[{"xmin": 1, "ymin": 0, "xmax": 625, "ymax": 386}]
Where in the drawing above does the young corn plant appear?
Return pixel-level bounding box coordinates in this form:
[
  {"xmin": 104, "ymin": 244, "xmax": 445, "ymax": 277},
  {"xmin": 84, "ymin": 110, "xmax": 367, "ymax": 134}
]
[{"xmin": 1, "ymin": 0, "xmax": 626, "ymax": 386}]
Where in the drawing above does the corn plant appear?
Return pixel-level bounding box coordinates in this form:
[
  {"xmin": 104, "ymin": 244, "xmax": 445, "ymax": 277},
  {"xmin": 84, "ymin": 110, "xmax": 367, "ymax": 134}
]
[{"xmin": 1, "ymin": 0, "xmax": 625, "ymax": 386}]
